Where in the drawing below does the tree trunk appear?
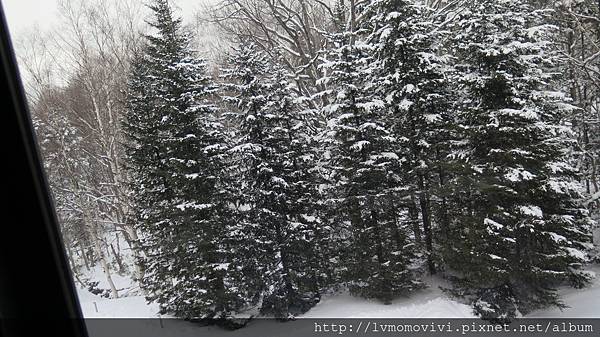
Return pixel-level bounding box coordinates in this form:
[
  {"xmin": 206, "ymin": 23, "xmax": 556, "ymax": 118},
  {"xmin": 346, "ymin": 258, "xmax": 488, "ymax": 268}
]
[
  {"xmin": 436, "ymin": 148, "xmax": 450, "ymax": 244},
  {"xmin": 94, "ymin": 237, "xmax": 119, "ymax": 299},
  {"xmin": 370, "ymin": 208, "xmax": 391, "ymax": 304},
  {"xmin": 110, "ymin": 243, "xmax": 125, "ymax": 274},
  {"xmin": 86, "ymin": 211, "xmax": 119, "ymax": 299},
  {"xmin": 80, "ymin": 245, "xmax": 90, "ymax": 271},
  {"xmin": 274, "ymin": 219, "xmax": 294, "ymax": 316},
  {"xmin": 123, "ymin": 225, "xmax": 145, "ymax": 284},
  {"xmin": 408, "ymin": 194, "xmax": 422, "ymax": 244},
  {"xmin": 418, "ymin": 175, "xmax": 436, "ymax": 275}
]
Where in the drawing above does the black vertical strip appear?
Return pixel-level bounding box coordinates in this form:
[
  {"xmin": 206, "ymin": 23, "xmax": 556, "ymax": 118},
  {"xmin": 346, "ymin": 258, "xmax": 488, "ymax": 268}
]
[{"xmin": 0, "ymin": 2, "xmax": 88, "ymax": 337}]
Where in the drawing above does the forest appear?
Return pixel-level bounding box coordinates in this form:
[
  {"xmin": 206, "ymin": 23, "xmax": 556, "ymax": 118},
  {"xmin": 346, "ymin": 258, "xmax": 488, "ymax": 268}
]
[{"xmin": 18, "ymin": 0, "xmax": 600, "ymax": 325}]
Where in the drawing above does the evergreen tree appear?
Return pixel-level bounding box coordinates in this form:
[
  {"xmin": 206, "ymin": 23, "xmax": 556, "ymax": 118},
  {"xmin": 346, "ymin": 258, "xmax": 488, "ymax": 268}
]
[
  {"xmin": 121, "ymin": 0, "xmax": 240, "ymax": 321},
  {"xmin": 362, "ymin": 0, "xmax": 454, "ymax": 275},
  {"xmin": 221, "ymin": 43, "xmax": 324, "ymax": 319},
  {"xmin": 321, "ymin": 20, "xmax": 424, "ymax": 304},
  {"xmin": 444, "ymin": 0, "xmax": 595, "ymax": 320}
]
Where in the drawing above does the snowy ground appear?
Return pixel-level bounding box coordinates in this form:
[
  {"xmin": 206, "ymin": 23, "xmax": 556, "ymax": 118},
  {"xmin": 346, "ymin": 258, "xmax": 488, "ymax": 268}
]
[
  {"xmin": 77, "ymin": 288, "xmax": 160, "ymax": 318},
  {"xmin": 76, "ymin": 267, "xmax": 600, "ymax": 319},
  {"xmin": 78, "ymin": 269, "xmax": 600, "ymax": 337},
  {"xmin": 76, "ymin": 267, "xmax": 160, "ymax": 318},
  {"xmin": 301, "ymin": 276, "xmax": 474, "ymax": 318}
]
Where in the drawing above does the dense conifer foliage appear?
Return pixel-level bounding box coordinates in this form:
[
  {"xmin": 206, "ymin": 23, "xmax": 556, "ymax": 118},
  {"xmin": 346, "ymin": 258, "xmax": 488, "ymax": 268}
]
[{"xmin": 28, "ymin": 0, "xmax": 596, "ymax": 324}]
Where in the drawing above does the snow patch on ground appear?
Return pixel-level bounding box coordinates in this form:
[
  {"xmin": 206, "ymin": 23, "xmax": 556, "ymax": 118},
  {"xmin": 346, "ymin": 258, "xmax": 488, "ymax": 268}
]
[
  {"xmin": 302, "ymin": 293, "xmax": 474, "ymax": 318},
  {"xmin": 77, "ymin": 289, "xmax": 161, "ymax": 318},
  {"xmin": 302, "ymin": 275, "xmax": 474, "ymax": 318},
  {"xmin": 76, "ymin": 266, "xmax": 161, "ymax": 318},
  {"xmin": 77, "ymin": 274, "xmax": 475, "ymax": 318},
  {"xmin": 76, "ymin": 267, "xmax": 600, "ymax": 319}
]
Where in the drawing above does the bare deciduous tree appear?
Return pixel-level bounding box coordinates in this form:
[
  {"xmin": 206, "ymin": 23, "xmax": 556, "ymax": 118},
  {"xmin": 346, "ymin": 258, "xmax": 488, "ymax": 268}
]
[
  {"xmin": 19, "ymin": 0, "xmax": 147, "ymax": 297},
  {"xmin": 210, "ymin": 0, "xmax": 339, "ymax": 108}
]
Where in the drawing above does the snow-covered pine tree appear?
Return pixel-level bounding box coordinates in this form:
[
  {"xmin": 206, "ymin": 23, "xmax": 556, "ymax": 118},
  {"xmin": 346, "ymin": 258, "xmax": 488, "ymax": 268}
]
[
  {"xmin": 121, "ymin": 0, "xmax": 240, "ymax": 321},
  {"xmin": 444, "ymin": 0, "xmax": 595, "ymax": 320},
  {"xmin": 320, "ymin": 20, "xmax": 424, "ymax": 304},
  {"xmin": 221, "ymin": 43, "xmax": 324, "ymax": 319},
  {"xmin": 362, "ymin": 0, "xmax": 454, "ymax": 275}
]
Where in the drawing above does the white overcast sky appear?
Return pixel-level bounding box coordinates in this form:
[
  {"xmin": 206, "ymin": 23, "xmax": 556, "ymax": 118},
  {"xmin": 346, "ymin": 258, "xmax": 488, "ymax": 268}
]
[{"xmin": 2, "ymin": 0, "xmax": 207, "ymax": 39}]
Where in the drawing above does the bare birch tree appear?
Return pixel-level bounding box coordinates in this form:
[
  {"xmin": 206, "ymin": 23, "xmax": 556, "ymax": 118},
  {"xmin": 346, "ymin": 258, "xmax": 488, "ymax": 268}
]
[{"xmin": 19, "ymin": 0, "xmax": 147, "ymax": 297}]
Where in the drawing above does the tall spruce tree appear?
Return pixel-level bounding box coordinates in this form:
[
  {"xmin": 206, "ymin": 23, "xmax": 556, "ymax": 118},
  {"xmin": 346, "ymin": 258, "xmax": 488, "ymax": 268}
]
[
  {"xmin": 122, "ymin": 0, "xmax": 241, "ymax": 320},
  {"xmin": 444, "ymin": 0, "xmax": 595, "ymax": 320},
  {"xmin": 362, "ymin": 0, "xmax": 454, "ymax": 275},
  {"xmin": 321, "ymin": 20, "xmax": 424, "ymax": 304},
  {"xmin": 221, "ymin": 43, "xmax": 324, "ymax": 319}
]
